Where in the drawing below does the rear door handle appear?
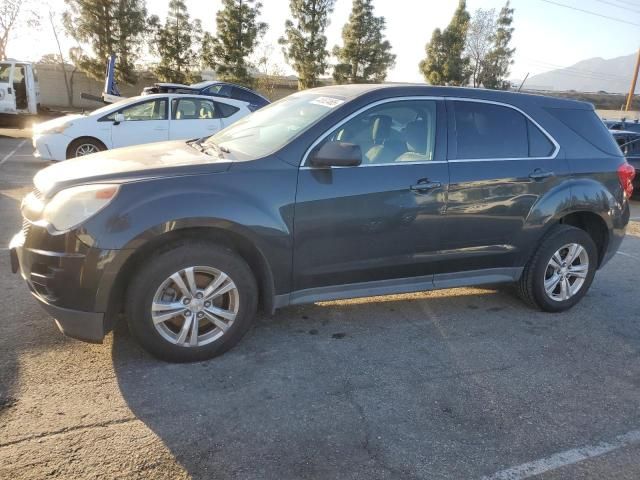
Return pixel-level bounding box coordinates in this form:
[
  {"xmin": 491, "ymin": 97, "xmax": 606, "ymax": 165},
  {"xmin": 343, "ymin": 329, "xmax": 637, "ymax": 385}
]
[
  {"xmin": 529, "ymin": 168, "xmax": 555, "ymax": 181},
  {"xmin": 410, "ymin": 179, "xmax": 442, "ymax": 194}
]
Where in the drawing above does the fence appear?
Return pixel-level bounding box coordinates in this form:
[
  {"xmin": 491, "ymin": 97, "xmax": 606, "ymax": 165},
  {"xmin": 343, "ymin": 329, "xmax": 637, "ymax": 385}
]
[{"xmin": 35, "ymin": 63, "xmax": 300, "ymax": 109}]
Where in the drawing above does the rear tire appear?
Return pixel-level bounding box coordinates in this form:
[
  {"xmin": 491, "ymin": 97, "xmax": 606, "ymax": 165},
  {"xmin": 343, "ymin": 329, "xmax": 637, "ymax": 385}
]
[
  {"xmin": 518, "ymin": 225, "xmax": 597, "ymax": 312},
  {"xmin": 126, "ymin": 241, "xmax": 258, "ymax": 362}
]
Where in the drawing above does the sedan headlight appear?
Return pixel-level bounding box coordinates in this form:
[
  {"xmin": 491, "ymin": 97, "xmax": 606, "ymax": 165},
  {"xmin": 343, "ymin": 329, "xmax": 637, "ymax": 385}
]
[
  {"xmin": 36, "ymin": 122, "xmax": 73, "ymax": 135},
  {"xmin": 43, "ymin": 184, "xmax": 120, "ymax": 231}
]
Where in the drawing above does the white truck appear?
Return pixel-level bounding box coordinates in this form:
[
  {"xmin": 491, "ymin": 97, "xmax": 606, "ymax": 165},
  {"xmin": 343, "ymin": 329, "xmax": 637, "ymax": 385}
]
[{"xmin": 0, "ymin": 59, "xmax": 40, "ymax": 118}]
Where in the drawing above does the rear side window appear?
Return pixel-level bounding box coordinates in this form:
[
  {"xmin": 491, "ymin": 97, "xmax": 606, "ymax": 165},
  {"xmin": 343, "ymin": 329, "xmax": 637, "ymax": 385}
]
[
  {"xmin": 232, "ymin": 87, "xmax": 261, "ymax": 104},
  {"xmin": 546, "ymin": 107, "xmax": 620, "ymax": 156},
  {"xmin": 453, "ymin": 101, "xmax": 553, "ymax": 159},
  {"xmin": 172, "ymin": 98, "xmax": 217, "ymax": 120}
]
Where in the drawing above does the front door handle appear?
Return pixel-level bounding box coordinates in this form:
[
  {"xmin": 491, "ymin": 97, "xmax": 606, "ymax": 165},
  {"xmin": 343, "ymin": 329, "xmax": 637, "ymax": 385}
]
[
  {"xmin": 529, "ymin": 168, "xmax": 555, "ymax": 181},
  {"xmin": 410, "ymin": 179, "xmax": 442, "ymax": 194}
]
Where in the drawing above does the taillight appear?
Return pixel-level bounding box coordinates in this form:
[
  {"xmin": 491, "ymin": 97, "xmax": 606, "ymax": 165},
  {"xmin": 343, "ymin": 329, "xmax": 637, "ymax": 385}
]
[{"xmin": 618, "ymin": 162, "xmax": 636, "ymax": 198}]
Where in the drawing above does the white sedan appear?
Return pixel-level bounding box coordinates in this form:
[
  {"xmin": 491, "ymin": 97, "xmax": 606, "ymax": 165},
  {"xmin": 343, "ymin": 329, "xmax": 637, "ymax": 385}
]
[{"xmin": 32, "ymin": 94, "xmax": 251, "ymax": 161}]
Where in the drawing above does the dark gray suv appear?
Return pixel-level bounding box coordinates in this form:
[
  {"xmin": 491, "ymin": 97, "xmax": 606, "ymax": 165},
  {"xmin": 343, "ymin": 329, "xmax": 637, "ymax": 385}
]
[{"xmin": 10, "ymin": 85, "xmax": 635, "ymax": 362}]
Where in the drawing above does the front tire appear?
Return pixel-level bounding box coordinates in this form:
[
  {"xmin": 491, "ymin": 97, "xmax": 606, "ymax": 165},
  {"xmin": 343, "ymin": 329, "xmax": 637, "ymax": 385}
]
[
  {"xmin": 126, "ymin": 241, "xmax": 258, "ymax": 362},
  {"xmin": 518, "ymin": 225, "xmax": 598, "ymax": 312},
  {"xmin": 67, "ymin": 137, "xmax": 105, "ymax": 158}
]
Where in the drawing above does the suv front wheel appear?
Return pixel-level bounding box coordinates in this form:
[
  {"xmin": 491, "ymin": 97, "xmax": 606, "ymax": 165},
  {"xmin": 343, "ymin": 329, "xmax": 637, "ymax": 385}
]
[
  {"xmin": 126, "ymin": 241, "xmax": 258, "ymax": 362},
  {"xmin": 518, "ymin": 224, "xmax": 598, "ymax": 312}
]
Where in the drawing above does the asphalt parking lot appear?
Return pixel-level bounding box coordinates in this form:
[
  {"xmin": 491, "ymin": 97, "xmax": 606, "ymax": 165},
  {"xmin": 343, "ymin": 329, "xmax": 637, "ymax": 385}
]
[{"xmin": 1, "ymin": 132, "xmax": 640, "ymax": 479}]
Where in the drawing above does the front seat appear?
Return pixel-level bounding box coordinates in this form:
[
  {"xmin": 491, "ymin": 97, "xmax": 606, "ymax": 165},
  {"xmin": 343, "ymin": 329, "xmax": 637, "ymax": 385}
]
[
  {"xmin": 365, "ymin": 115, "xmax": 404, "ymax": 164},
  {"xmin": 396, "ymin": 120, "xmax": 431, "ymax": 162}
]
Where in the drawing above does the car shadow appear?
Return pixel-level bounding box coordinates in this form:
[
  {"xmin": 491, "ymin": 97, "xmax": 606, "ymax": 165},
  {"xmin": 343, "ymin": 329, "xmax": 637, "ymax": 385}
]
[{"xmin": 110, "ymin": 285, "xmax": 640, "ymax": 479}]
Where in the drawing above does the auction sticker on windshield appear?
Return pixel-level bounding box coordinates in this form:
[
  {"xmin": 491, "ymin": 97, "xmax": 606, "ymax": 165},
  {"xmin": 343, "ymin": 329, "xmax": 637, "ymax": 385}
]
[{"xmin": 310, "ymin": 97, "xmax": 345, "ymax": 108}]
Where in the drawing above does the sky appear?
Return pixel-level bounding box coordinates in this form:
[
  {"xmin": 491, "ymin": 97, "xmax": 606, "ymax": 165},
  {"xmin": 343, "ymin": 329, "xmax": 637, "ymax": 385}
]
[{"xmin": 6, "ymin": 0, "xmax": 640, "ymax": 83}]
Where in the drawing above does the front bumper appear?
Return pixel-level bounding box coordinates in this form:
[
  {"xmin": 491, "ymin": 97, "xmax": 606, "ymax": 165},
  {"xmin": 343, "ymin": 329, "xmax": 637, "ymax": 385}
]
[
  {"xmin": 33, "ymin": 289, "xmax": 105, "ymax": 343},
  {"xmin": 9, "ymin": 228, "xmax": 121, "ymax": 343},
  {"xmin": 32, "ymin": 133, "xmax": 69, "ymax": 162}
]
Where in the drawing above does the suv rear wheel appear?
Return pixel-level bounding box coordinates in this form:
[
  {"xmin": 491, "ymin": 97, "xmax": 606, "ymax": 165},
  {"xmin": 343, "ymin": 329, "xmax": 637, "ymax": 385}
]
[
  {"xmin": 518, "ymin": 224, "xmax": 598, "ymax": 312},
  {"xmin": 126, "ymin": 242, "xmax": 257, "ymax": 362}
]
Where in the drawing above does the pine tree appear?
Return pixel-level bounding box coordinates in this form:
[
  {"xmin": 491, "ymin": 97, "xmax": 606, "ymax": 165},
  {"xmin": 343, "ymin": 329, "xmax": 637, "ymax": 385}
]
[
  {"xmin": 279, "ymin": 0, "xmax": 335, "ymax": 90},
  {"xmin": 332, "ymin": 0, "xmax": 395, "ymax": 84},
  {"xmin": 480, "ymin": 1, "xmax": 515, "ymax": 90},
  {"xmin": 420, "ymin": 0, "xmax": 470, "ymax": 86},
  {"xmin": 149, "ymin": 0, "xmax": 202, "ymax": 84},
  {"xmin": 206, "ymin": 0, "xmax": 267, "ymax": 87},
  {"xmin": 63, "ymin": 0, "xmax": 148, "ymax": 85}
]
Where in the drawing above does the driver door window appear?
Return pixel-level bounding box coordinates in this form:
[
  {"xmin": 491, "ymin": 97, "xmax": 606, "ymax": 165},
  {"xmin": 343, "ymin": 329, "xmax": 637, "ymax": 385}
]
[
  {"xmin": 317, "ymin": 100, "xmax": 438, "ymax": 165},
  {"xmin": 109, "ymin": 99, "xmax": 167, "ymax": 121},
  {"xmin": 109, "ymin": 99, "xmax": 169, "ymax": 148}
]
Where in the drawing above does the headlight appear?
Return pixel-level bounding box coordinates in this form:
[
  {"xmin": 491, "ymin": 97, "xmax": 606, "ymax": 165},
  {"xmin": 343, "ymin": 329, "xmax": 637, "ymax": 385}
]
[
  {"xmin": 43, "ymin": 184, "xmax": 120, "ymax": 231},
  {"xmin": 36, "ymin": 122, "xmax": 73, "ymax": 135}
]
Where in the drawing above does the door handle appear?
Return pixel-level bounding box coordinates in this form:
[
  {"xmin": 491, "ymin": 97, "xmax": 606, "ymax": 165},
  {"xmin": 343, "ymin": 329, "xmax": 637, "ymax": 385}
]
[
  {"xmin": 153, "ymin": 127, "xmax": 168, "ymax": 131},
  {"xmin": 410, "ymin": 179, "xmax": 442, "ymax": 194},
  {"xmin": 529, "ymin": 168, "xmax": 555, "ymax": 181}
]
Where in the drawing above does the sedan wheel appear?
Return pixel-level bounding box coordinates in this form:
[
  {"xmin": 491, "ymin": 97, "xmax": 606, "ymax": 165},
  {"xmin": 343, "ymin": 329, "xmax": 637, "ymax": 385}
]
[
  {"xmin": 151, "ymin": 266, "xmax": 239, "ymax": 347},
  {"xmin": 75, "ymin": 143, "xmax": 100, "ymax": 156}
]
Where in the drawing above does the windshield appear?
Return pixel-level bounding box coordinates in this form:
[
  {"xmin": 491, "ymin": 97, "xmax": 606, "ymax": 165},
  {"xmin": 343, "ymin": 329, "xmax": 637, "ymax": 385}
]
[{"xmin": 205, "ymin": 92, "xmax": 346, "ymax": 159}]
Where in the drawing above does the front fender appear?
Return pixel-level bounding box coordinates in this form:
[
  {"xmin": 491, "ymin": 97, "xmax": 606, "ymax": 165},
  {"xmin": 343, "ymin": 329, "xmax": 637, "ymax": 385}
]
[{"xmin": 79, "ymin": 166, "xmax": 298, "ymax": 295}]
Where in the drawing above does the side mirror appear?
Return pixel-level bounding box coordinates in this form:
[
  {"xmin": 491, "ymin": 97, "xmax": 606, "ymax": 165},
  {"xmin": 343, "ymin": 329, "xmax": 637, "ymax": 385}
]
[
  {"xmin": 309, "ymin": 141, "xmax": 362, "ymax": 168},
  {"xmin": 113, "ymin": 113, "xmax": 125, "ymax": 125}
]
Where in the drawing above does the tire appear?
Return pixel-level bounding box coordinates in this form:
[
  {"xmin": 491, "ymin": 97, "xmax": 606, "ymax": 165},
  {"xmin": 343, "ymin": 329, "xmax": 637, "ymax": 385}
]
[
  {"xmin": 126, "ymin": 241, "xmax": 258, "ymax": 362},
  {"xmin": 517, "ymin": 224, "xmax": 598, "ymax": 312},
  {"xmin": 67, "ymin": 137, "xmax": 105, "ymax": 159}
]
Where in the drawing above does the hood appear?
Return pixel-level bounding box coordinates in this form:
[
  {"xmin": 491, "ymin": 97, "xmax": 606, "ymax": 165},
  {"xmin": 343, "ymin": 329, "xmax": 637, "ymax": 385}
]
[
  {"xmin": 34, "ymin": 141, "xmax": 232, "ymax": 198},
  {"xmin": 33, "ymin": 114, "xmax": 84, "ymax": 133}
]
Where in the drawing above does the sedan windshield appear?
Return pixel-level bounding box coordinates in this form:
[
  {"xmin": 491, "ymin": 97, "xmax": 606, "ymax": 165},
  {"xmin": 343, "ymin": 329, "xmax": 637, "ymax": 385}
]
[{"xmin": 205, "ymin": 92, "xmax": 346, "ymax": 159}]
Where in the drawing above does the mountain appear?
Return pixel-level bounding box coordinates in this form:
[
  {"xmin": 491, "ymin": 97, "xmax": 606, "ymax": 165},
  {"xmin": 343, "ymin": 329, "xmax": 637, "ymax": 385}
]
[{"xmin": 524, "ymin": 53, "xmax": 637, "ymax": 93}]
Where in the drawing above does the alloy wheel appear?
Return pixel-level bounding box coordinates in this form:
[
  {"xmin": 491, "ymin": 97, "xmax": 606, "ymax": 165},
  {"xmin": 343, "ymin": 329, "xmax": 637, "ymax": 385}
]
[
  {"xmin": 543, "ymin": 243, "xmax": 589, "ymax": 302},
  {"xmin": 151, "ymin": 266, "xmax": 239, "ymax": 347}
]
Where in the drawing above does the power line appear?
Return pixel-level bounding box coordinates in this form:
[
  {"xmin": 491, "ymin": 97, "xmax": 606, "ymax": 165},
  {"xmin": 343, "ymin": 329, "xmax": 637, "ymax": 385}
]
[
  {"xmin": 605, "ymin": 0, "xmax": 640, "ymax": 7},
  {"xmin": 592, "ymin": 0, "xmax": 640, "ymax": 14},
  {"xmin": 523, "ymin": 59, "xmax": 631, "ymax": 81},
  {"xmin": 539, "ymin": 0, "xmax": 640, "ymax": 26}
]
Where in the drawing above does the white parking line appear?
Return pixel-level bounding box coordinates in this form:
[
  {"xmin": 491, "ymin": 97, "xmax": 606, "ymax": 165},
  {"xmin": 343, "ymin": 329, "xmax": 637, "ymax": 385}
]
[
  {"xmin": 0, "ymin": 140, "xmax": 27, "ymax": 167},
  {"xmin": 618, "ymin": 251, "xmax": 640, "ymax": 261},
  {"xmin": 482, "ymin": 429, "xmax": 640, "ymax": 480}
]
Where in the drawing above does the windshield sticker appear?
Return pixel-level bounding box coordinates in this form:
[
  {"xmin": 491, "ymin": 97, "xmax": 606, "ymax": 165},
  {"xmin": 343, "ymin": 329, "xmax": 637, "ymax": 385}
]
[{"xmin": 310, "ymin": 97, "xmax": 345, "ymax": 108}]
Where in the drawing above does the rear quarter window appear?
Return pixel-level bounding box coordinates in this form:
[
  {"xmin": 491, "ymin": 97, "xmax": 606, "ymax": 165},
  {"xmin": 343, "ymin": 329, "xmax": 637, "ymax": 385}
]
[
  {"xmin": 216, "ymin": 102, "xmax": 240, "ymax": 118},
  {"xmin": 546, "ymin": 107, "xmax": 621, "ymax": 156}
]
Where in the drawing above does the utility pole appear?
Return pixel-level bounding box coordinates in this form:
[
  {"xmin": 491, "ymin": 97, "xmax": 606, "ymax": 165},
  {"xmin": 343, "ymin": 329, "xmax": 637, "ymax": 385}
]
[{"xmin": 625, "ymin": 48, "xmax": 640, "ymax": 111}]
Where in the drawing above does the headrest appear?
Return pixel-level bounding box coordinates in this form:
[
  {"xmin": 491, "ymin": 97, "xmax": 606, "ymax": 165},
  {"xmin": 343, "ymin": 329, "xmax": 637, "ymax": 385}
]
[
  {"xmin": 371, "ymin": 115, "xmax": 392, "ymax": 144},
  {"xmin": 405, "ymin": 120, "xmax": 427, "ymax": 153}
]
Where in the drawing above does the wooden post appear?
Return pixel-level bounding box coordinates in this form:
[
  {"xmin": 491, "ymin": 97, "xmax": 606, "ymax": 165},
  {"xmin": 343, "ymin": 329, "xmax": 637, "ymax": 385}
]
[{"xmin": 625, "ymin": 48, "xmax": 640, "ymax": 112}]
